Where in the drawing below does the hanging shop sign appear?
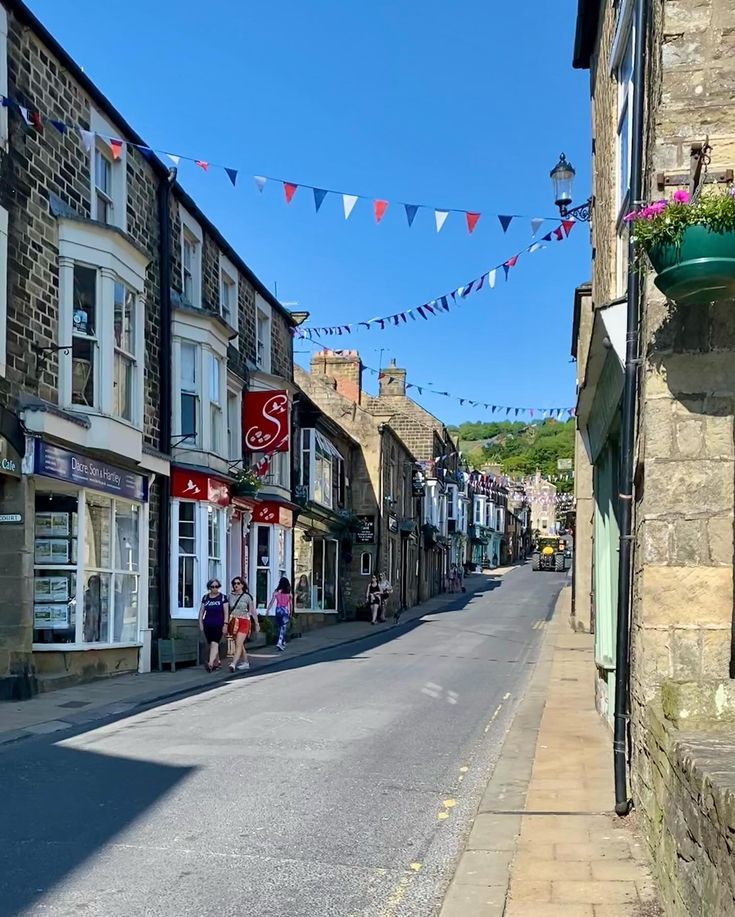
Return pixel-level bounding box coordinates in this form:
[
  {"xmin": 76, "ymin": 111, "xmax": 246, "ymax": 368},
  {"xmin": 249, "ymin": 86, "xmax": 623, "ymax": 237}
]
[
  {"xmin": 253, "ymin": 501, "xmax": 293, "ymax": 528},
  {"xmin": 388, "ymin": 515, "xmax": 399, "ymax": 534},
  {"xmin": 243, "ymin": 390, "xmax": 289, "ymax": 453},
  {"xmin": 171, "ymin": 468, "xmax": 229, "ymax": 506},
  {"xmin": 34, "ymin": 440, "xmax": 148, "ymax": 502},
  {"xmin": 355, "ymin": 515, "xmax": 376, "ymax": 544},
  {"xmin": 0, "ymin": 435, "xmax": 21, "ymax": 478}
]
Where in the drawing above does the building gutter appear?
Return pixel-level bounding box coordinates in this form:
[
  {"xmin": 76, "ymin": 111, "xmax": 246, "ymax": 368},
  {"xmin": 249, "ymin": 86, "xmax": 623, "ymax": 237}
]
[
  {"xmin": 613, "ymin": 0, "xmax": 648, "ymax": 817},
  {"xmin": 156, "ymin": 169, "xmax": 176, "ymax": 641}
]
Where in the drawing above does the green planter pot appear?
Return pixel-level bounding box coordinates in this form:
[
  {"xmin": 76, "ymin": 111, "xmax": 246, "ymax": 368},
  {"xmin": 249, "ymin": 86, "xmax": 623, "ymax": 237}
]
[
  {"xmin": 648, "ymin": 225, "xmax": 735, "ymax": 306},
  {"xmin": 231, "ymin": 482, "xmax": 259, "ymax": 498}
]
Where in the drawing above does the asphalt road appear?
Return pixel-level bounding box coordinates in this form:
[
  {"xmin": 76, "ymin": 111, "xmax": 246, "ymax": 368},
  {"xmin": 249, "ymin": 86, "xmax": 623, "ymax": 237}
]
[{"xmin": 0, "ymin": 564, "xmax": 567, "ymax": 917}]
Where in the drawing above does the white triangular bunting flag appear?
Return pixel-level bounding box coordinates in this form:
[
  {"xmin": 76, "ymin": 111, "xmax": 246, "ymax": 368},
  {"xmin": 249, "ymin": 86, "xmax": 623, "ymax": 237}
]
[
  {"xmin": 435, "ymin": 210, "xmax": 449, "ymax": 232},
  {"xmin": 528, "ymin": 242, "xmax": 545, "ymax": 254},
  {"xmin": 254, "ymin": 175, "xmax": 267, "ymax": 193},
  {"xmin": 167, "ymin": 153, "xmax": 180, "ymax": 166},
  {"xmin": 343, "ymin": 194, "xmax": 358, "ymax": 219},
  {"xmin": 78, "ymin": 128, "xmax": 95, "ymax": 152},
  {"xmin": 530, "ymin": 217, "xmax": 544, "ymax": 236},
  {"xmin": 487, "ymin": 269, "xmax": 497, "ymax": 289},
  {"xmin": 18, "ymin": 106, "xmax": 32, "ymax": 126}
]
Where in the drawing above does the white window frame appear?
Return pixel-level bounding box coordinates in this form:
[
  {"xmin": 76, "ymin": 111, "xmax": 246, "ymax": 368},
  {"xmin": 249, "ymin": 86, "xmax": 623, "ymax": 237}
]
[
  {"xmin": 219, "ymin": 254, "xmax": 239, "ymax": 336},
  {"xmin": 208, "ymin": 351, "xmax": 224, "ymax": 457},
  {"xmin": 0, "ymin": 7, "xmax": 8, "ymax": 152},
  {"xmin": 180, "ymin": 209, "xmax": 203, "ymax": 308},
  {"xmin": 0, "ymin": 205, "xmax": 7, "ymax": 378},
  {"xmin": 57, "ymin": 221, "xmax": 147, "ymax": 428},
  {"xmin": 171, "ymin": 499, "xmax": 227, "ymax": 618},
  {"xmin": 172, "ymin": 339, "xmax": 226, "ymax": 455},
  {"xmin": 474, "ymin": 496, "xmax": 485, "ymax": 527},
  {"xmin": 611, "ymin": 2, "xmax": 635, "ymax": 296},
  {"xmin": 89, "ymin": 108, "xmax": 127, "ymax": 232},
  {"xmin": 178, "ymin": 340, "xmax": 199, "ymax": 447},
  {"xmin": 447, "ymin": 484, "xmax": 457, "ymax": 522},
  {"xmin": 227, "ymin": 386, "xmax": 242, "ymax": 463},
  {"xmin": 255, "ymin": 295, "xmax": 272, "ymax": 373},
  {"xmin": 32, "ymin": 483, "xmax": 148, "ymax": 649}
]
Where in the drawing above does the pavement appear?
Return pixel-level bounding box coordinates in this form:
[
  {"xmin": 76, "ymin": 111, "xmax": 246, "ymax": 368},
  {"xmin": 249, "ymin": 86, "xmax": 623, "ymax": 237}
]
[
  {"xmin": 439, "ymin": 586, "xmax": 662, "ymax": 917},
  {"xmin": 0, "ymin": 561, "xmax": 563, "ymax": 917},
  {"xmin": 0, "ymin": 569, "xmax": 514, "ymax": 747}
]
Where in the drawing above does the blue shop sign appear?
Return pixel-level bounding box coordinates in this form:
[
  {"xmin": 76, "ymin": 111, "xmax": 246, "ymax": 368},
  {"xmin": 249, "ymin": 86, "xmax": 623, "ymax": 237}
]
[{"xmin": 34, "ymin": 441, "xmax": 148, "ymax": 503}]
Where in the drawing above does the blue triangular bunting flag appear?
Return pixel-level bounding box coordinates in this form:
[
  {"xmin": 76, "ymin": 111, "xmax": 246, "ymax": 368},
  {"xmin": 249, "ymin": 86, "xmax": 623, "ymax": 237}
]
[
  {"xmin": 404, "ymin": 204, "xmax": 419, "ymax": 227},
  {"xmin": 498, "ymin": 215, "xmax": 513, "ymax": 232},
  {"xmin": 313, "ymin": 188, "xmax": 328, "ymax": 212},
  {"xmin": 50, "ymin": 119, "xmax": 66, "ymax": 134},
  {"xmin": 225, "ymin": 168, "xmax": 238, "ymax": 187}
]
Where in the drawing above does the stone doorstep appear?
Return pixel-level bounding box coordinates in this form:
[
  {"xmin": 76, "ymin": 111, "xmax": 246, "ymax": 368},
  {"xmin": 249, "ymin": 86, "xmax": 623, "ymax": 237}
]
[{"xmin": 0, "ymin": 584, "xmax": 470, "ymax": 743}]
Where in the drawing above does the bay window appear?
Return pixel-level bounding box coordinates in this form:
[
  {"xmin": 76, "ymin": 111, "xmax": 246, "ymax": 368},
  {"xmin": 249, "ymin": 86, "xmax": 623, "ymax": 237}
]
[
  {"xmin": 174, "ymin": 340, "xmax": 226, "ymax": 454},
  {"xmin": 58, "ymin": 221, "xmax": 146, "ymax": 428},
  {"xmin": 299, "ymin": 429, "xmax": 342, "ymax": 509}
]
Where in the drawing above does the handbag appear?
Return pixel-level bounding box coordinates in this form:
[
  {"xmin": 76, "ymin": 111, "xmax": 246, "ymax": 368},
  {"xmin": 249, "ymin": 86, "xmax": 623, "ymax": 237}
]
[{"xmin": 227, "ymin": 593, "xmax": 245, "ymax": 637}]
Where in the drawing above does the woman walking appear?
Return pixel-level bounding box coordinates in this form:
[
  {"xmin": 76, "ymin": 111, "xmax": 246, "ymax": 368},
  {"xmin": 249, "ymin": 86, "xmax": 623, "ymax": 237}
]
[
  {"xmin": 198, "ymin": 578, "xmax": 229, "ymax": 672},
  {"xmin": 228, "ymin": 577, "xmax": 258, "ymax": 672},
  {"xmin": 267, "ymin": 577, "xmax": 292, "ymax": 651},
  {"xmin": 366, "ymin": 574, "xmax": 383, "ymax": 625}
]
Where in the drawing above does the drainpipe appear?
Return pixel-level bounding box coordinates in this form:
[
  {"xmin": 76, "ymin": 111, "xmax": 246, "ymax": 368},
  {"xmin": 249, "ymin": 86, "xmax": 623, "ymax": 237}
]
[
  {"xmin": 614, "ymin": 0, "xmax": 648, "ymax": 817},
  {"xmin": 156, "ymin": 168, "xmax": 176, "ymax": 641}
]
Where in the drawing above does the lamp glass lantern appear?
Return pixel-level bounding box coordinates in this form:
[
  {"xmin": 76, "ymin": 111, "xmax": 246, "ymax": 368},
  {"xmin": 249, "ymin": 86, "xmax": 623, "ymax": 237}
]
[{"xmin": 550, "ymin": 153, "xmax": 575, "ymax": 212}]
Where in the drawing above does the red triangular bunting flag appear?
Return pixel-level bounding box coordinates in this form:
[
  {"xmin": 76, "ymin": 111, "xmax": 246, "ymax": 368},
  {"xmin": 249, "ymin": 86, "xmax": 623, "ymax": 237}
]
[
  {"xmin": 30, "ymin": 111, "xmax": 44, "ymax": 133},
  {"xmin": 553, "ymin": 226, "xmax": 564, "ymax": 241},
  {"xmin": 465, "ymin": 212, "xmax": 481, "ymax": 234},
  {"xmin": 373, "ymin": 199, "xmax": 389, "ymax": 223},
  {"xmin": 109, "ymin": 138, "xmax": 123, "ymax": 160},
  {"xmin": 505, "ymin": 255, "xmax": 519, "ymax": 268},
  {"xmin": 283, "ymin": 182, "xmax": 298, "ymax": 204},
  {"xmin": 561, "ymin": 219, "xmax": 575, "ymax": 236},
  {"xmin": 195, "ymin": 160, "xmax": 209, "ymax": 172}
]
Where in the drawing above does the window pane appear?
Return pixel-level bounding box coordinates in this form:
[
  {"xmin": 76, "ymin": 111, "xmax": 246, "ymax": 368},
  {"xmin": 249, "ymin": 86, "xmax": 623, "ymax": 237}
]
[
  {"xmin": 178, "ymin": 556, "xmax": 196, "ymax": 609},
  {"xmin": 95, "ymin": 149, "xmax": 112, "ymax": 195},
  {"xmin": 324, "ymin": 539, "xmax": 337, "ymax": 611},
  {"xmin": 73, "ymin": 265, "xmax": 96, "ymax": 335},
  {"xmin": 114, "ymin": 282, "xmax": 136, "ymax": 353},
  {"xmin": 114, "ymin": 353, "xmax": 134, "ymax": 421},
  {"xmin": 85, "ymin": 496, "xmax": 112, "ymax": 569},
  {"xmin": 257, "ymin": 526, "xmax": 269, "ymax": 565},
  {"xmin": 178, "ymin": 502, "xmax": 196, "ymax": 554},
  {"xmin": 83, "ymin": 571, "xmax": 111, "ymax": 643},
  {"xmin": 71, "ymin": 336, "xmax": 95, "ymax": 407},
  {"xmin": 180, "ymin": 343, "xmax": 196, "ymax": 389},
  {"xmin": 115, "ymin": 502, "xmax": 140, "ymax": 572},
  {"xmin": 209, "ymin": 354, "xmax": 220, "ymax": 404},
  {"xmin": 256, "ymin": 568, "xmax": 269, "ymax": 608},
  {"xmin": 113, "ymin": 573, "xmax": 139, "ymax": 643},
  {"xmin": 33, "ymin": 569, "xmax": 77, "ymax": 643},
  {"xmin": 208, "ymin": 507, "xmax": 221, "ymax": 561},
  {"xmin": 211, "ymin": 404, "xmax": 222, "ymax": 453},
  {"xmin": 181, "ymin": 393, "xmax": 197, "ymax": 439},
  {"xmin": 312, "ymin": 538, "xmax": 324, "ymax": 610}
]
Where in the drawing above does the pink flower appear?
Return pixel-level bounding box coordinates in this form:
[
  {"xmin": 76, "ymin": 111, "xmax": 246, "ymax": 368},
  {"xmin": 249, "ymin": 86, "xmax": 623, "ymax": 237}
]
[
  {"xmin": 623, "ymin": 211, "xmax": 639, "ymax": 222},
  {"xmin": 649, "ymin": 200, "xmax": 668, "ymax": 215},
  {"xmin": 672, "ymin": 189, "xmax": 690, "ymax": 203},
  {"xmin": 729, "ymin": 187, "xmax": 735, "ymax": 198}
]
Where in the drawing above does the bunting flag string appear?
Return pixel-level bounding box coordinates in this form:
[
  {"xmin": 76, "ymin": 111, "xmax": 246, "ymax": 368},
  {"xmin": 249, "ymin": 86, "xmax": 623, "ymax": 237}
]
[
  {"xmin": 295, "ymin": 219, "xmax": 575, "ymax": 338},
  {"xmin": 0, "ymin": 95, "xmax": 565, "ymax": 236},
  {"xmin": 303, "ymin": 343, "xmax": 575, "ymax": 421}
]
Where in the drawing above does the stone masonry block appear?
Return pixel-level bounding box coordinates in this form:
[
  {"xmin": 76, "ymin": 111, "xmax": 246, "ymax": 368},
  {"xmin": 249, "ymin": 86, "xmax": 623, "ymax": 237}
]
[
  {"xmin": 671, "ymin": 629, "xmax": 702, "ymax": 683},
  {"xmin": 674, "ymin": 417, "xmax": 705, "ymax": 458},
  {"xmin": 647, "ymin": 353, "xmax": 735, "ymax": 399},
  {"xmin": 643, "ymin": 400, "xmax": 674, "ymax": 459},
  {"xmin": 663, "ymin": 2, "xmax": 711, "ymax": 32},
  {"xmin": 704, "ymin": 414, "xmax": 735, "ymax": 460},
  {"xmin": 641, "ymin": 519, "xmax": 673, "ymax": 565},
  {"xmin": 634, "ymin": 626, "xmax": 674, "ymax": 688},
  {"xmin": 639, "ymin": 566, "xmax": 733, "ymax": 627},
  {"xmin": 645, "ymin": 460, "xmax": 733, "ymax": 516},
  {"xmin": 670, "ymin": 517, "xmax": 710, "ymax": 565},
  {"xmin": 707, "ymin": 515, "xmax": 733, "ymax": 565},
  {"xmin": 700, "ymin": 629, "xmax": 731, "ymax": 680}
]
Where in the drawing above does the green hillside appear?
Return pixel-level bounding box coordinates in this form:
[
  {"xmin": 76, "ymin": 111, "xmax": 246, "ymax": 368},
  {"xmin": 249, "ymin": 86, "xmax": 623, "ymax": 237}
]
[{"xmin": 450, "ymin": 419, "xmax": 574, "ymax": 492}]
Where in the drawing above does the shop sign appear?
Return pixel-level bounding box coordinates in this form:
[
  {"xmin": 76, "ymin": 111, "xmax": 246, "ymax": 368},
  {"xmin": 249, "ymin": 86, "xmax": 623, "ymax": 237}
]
[
  {"xmin": 355, "ymin": 515, "xmax": 376, "ymax": 544},
  {"xmin": 171, "ymin": 468, "xmax": 229, "ymax": 506},
  {"xmin": 0, "ymin": 435, "xmax": 21, "ymax": 478},
  {"xmin": 252, "ymin": 501, "xmax": 293, "ymax": 528},
  {"xmin": 388, "ymin": 514, "xmax": 399, "ymax": 534},
  {"xmin": 412, "ymin": 472, "xmax": 425, "ymax": 496},
  {"xmin": 243, "ymin": 390, "xmax": 289, "ymax": 453},
  {"xmin": 34, "ymin": 441, "xmax": 148, "ymax": 502},
  {"xmin": 0, "ymin": 513, "xmax": 22, "ymax": 523}
]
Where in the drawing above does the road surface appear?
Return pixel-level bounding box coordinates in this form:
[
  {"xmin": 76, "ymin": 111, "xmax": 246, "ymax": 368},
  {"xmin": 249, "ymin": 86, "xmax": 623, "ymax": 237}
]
[{"xmin": 0, "ymin": 564, "xmax": 567, "ymax": 917}]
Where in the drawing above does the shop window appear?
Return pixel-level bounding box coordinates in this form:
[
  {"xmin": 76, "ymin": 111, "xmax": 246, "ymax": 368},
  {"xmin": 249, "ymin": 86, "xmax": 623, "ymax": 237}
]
[
  {"xmin": 33, "ymin": 490, "xmax": 142, "ymax": 646},
  {"xmin": 255, "ymin": 525, "xmax": 271, "ymax": 608},
  {"xmin": 72, "ymin": 264, "xmax": 97, "ymax": 408},
  {"xmin": 177, "ymin": 501, "xmax": 197, "ymax": 609},
  {"xmin": 207, "ymin": 505, "xmax": 223, "ymax": 582},
  {"xmin": 361, "ymin": 552, "xmax": 372, "ymax": 576},
  {"xmin": 295, "ymin": 572, "xmax": 311, "ymax": 609},
  {"xmin": 311, "ymin": 537, "xmax": 338, "ymax": 611}
]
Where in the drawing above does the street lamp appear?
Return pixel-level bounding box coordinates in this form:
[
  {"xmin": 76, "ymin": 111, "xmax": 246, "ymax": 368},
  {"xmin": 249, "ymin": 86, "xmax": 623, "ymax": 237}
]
[{"xmin": 549, "ymin": 153, "xmax": 592, "ymax": 222}]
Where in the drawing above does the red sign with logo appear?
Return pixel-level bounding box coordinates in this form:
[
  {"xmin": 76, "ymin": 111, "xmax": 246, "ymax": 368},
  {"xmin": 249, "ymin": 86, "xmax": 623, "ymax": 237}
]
[
  {"xmin": 171, "ymin": 468, "xmax": 230, "ymax": 507},
  {"xmin": 252, "ymin": 501, "xmax": 293, "ymax": 528},
  {"xmin": 243, "ymin": 390, "xmax": 289, "ymax": 453}
]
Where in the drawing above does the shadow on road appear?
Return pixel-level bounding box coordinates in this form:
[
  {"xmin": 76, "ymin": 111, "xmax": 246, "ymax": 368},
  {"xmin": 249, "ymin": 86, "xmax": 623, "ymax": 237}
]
[{"xmin": 0, "ymin": 744, "xmax": 194, "ymax": 916}]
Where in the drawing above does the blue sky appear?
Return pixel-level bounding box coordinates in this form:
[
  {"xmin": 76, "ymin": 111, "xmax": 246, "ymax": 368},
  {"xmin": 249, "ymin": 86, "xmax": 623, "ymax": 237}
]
[{"xmin": 27, "ymin": 0, "xmax": 590, "ymax": 426}]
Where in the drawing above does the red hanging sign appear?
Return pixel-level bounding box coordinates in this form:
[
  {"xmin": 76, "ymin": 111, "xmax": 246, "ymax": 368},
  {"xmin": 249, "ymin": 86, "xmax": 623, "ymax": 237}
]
[
  {"xmin": 171, "ymin": 468, "xmax": 230, "ymax": 506},
  {"xmin": 243, "ymin": 391, "xmax": 289, "ymax": 453}
]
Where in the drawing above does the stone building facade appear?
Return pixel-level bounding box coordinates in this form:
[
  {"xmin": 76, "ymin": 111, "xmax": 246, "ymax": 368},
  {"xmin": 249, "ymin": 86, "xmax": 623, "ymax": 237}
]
[
  {"xmin": 573, "ymin": 1, "xmax": 735, "ymax": 912},
  {"xmin": 295, "ymin": 353, "xmax": 421, "ymax": 614}
]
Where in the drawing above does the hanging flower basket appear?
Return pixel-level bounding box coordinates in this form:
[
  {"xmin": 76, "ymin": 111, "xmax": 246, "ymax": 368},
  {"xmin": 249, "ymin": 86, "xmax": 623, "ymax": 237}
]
[
  {"xmin": 626, "ymin": 188, "xmax": 735, "ymax": 306},
  {"xmin": 231, "ymin": 469, "xmax": 262, "ymax": 498}
]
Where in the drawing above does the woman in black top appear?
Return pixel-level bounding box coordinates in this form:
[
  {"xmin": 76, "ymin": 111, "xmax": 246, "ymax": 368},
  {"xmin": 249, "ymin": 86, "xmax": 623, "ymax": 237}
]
[
  {"xmin": 198, "ymin": 578, "xmax": 229, "ymax": 672},
  {"xmin": 366, "ymin": 574, "xmax": 383, "ymax": 625}
]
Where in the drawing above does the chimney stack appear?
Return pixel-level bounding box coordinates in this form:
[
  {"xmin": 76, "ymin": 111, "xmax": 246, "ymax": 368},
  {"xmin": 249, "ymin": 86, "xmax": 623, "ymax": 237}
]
[
  {"xmin": 379, "ymin": 358, "xmax": 406, "ymax": 397},
  {"xmin": 310, "ymin": 349, "xmax": 363, "ymax": 404}
]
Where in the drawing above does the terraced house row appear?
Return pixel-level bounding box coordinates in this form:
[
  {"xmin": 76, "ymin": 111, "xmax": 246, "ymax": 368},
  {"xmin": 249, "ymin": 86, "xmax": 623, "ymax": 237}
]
[{"xmin": 0, "ymin": 0, "xmax": 532, "ymax": 701}]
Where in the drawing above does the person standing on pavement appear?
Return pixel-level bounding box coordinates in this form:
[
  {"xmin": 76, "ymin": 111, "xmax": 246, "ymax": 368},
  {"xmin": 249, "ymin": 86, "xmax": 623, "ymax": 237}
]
[
  {"xmin": 228, "ymin": 577, "xmax": 258, "ymax": 672},
  {"xmin": 267, "ymin": 577, "xmax": 292, "ymax": 651},
  {"xmin": 366, "ymin": 574, "xmax": 382, "ymax": 625},
  {"xmin": 378, "ymin": 571, "xmax": 392, "ymax": 623},
  {"xmin": 198, "ymin": 579, "xmax": 229, "ymax": 672}
]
